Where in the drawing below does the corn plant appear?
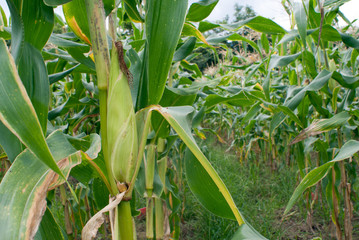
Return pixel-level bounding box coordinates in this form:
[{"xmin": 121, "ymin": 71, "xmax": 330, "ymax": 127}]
[
  {"xmin": 189, "ymin": 0, "xmax": 359, "ymax": 238},
  {"xmin": 0, "ymin": 0, "xmax": 269, "ymax": 239}
]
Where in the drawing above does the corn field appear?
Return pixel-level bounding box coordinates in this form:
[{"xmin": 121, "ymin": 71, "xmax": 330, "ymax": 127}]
[{"xmin": 0, "ymin": 0, "xmax": 359, "ymax": 239}]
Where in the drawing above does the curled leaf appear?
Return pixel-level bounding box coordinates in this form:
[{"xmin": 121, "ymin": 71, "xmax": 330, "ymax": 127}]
[{"xmin": 81, "ymin": 192, "xmax": 126, "ymax": 240}]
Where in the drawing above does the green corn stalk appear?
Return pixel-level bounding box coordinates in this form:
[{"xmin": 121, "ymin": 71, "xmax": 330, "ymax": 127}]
[{"xmin": 145, "ymin": 144, "xmax": 156, "ymax": 197}]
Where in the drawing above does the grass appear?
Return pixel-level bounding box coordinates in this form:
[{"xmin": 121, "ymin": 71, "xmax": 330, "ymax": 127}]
[
  {"xmin": 47, "ymin": 136, "xmax": 359, "ymax": 240},
  {"xmin": 179, "ymin": 137, "xmax": 336, "ymax": 240}
]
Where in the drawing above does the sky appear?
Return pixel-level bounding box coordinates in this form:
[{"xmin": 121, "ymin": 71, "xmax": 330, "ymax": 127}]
[
  {"xmin": 1, "ymin": 0, "xmax": 358, "ymax": 30},
  {"xmin": 200, "ymin": 0, "xmax": 359, "ymax": 29}
]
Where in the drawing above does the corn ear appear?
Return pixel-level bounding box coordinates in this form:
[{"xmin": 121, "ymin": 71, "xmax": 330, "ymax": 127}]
[{"xmin": 107, "ymin": 43, "xmax": 138, "ymax": 185}]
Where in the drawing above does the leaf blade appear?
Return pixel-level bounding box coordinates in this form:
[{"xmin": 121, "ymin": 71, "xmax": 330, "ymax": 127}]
[{"xmin": 0, "ymin": 39, "xmax": 63, "ymax": 176}]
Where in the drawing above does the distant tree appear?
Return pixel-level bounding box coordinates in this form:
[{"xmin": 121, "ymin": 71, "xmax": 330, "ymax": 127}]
[
  {"xmin": 192, "ymin": 5, "xmax": 257, "ymax": 71},
  {"xmin": 233, "ymin": 4, "xmax": 256, "ymax": 22}
]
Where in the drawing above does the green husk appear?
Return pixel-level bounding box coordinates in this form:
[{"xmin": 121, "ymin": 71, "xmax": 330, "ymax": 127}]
[{"xmin": 107, "ymin": 44, "xmax": 138, "ymax": 184}]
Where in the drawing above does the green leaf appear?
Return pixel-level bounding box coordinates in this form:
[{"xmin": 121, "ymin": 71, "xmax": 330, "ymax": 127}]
[
  {"xmin": 224, "ymin": 16, "xmax": 287, "ymax": 35},
  {"xmin": 241, "ymin": 103, "xmax": 261, "ymax": 125},
  {"xmin": 63, "ymin": 0, "xmax": 91, "ymax": 44},
  {"xmin": 22, "ymin": 0, "xmax": 54, "ymax": 50},
  {"xmin": 49, "ymin": 64, "xmax": 80, "ymax": 84},
  {"xmin": 18, "ymin": 42, "xmax": 50, "ymax": 133},
  {"xmin": 340, "ymin": 32, "xmax": 359, "ymax": 49},
  {"xmin": 311, "ymin": 24, "xmax": 341, "ymax": 42},
  {"xmin": 0, "ymin": 130, "xmax": 81, "ymax": 240},
  {"xmin": 0, "ymin": 6, "xmax": 6, "ymax": 29},
  {"xmin": 291, "ymin": 112, "xmax": 350, "ymax": 145},
  {"xmin": 260, "ymin": 33, "xmax": 269, "ymax": 54},
  {"xmin": 0, "ymin": 26, "xmax": 11, "ymax": 40},
  {"xmin": 0, "ymin": 39, "xmax": 63, "ymax": 177},
  {"xmin": 205, "ymin": 90, "xmax": 262, "ymax": 108},
  {"xmin": 92, "ymin": 177, "xmax": 110, "ymax": 209},
  {"xmin": 66, "ymin": 47, "xmax": 95, "ymax": 70},
  {"xmin": 68, "ymin": 134, "xmax": 112, "ymax": 191},
  {"xmin": 332, "ymin": 71, "xmax": 359, "ymax": 89},
  {"xmin": 331, "ymin": 140, "xmax": 359, "ymax": 162},
  {"xmin": 102, "ymin": 0, "xmax": 115, "ymax": 16},
  {"xmin": 173, "ymin": 37, "xmax": 197, "ymax": 62},
  {"xmin": 294, "ymin": 1, "xmax": 307, "ymax": 48},
  {"xmin": 124, "ymin": 0, "xmax": 144, "ymax": 23},
  {"xmin": 34, "ymin": 208, "xmax": 65, "ymax": 240},
  {"xmin": 184, "ymin": 149, "xmax": 235, "ymax": 219},
  {"xmin": 227, "ymin": 33, "xmax": 261, "ymax": 56},
  {"xmin": 198, "ymin": 20, "xmax": 220, "ymax": 32},
  {"xmin": 147, "ymin": 105, "xmax": 245, "ymax": 226},
  {"xmin": 284, "ymin": 161, "xmax": 333, "ymax": 215},
  {"xmin": 152, "ymin": 86, "xmax": 197, "ymax": 138},
  {"xmin": 180, "ymin": 60, "xmax": 202, "ymax": 77},
  {"xmin": 232, "ymin": 220, "xmax": 267, "ymax": 240},
  {"xmin": 303, "ymin": 50, "xmax": 317, "ymax": 78},
  {"xmin": 307, "ymin": 91, "xmax": 330, "ymax": 117},
  {"xmin": 44, "ymin": 0, "xmax": 73, "ymax": 6},
  {"xmin": 268, "ymin": 52, "xmax": 301, "ymax": 70},
  {"xmin": 186, "ymin": 0, "xmax": 218, "ymax": 22},
  {"xmin": 6, "ymin": 0, "xmax": 24, "ymax": 63},
  {"xmin": 145, "ymin": 0, "xmax": 188, "ymax": 105},
  {"xmin": 276, "ymin": 105, "xmax": 304, "ymax": 129},
  {"xmin": 0, "ymin": 122, "xmax": 23, "ymax": 162},
  {"xmin": 127, "ymin": 48, "xmax": 142, "ymax": 105},
  {"xmin": 285, "ymin": 140, "xmax": 359, "ymax": 215},
  {"xmin": 270, "ymin": 70, "xmax": 333, "ymax": 134},
  {"xmin": 182, "ymin": 22, "xmax": 209, "ymax": 45},
  {"xmin": 49, "ymin": 34, "xmax": 89, "ymax": 49}
]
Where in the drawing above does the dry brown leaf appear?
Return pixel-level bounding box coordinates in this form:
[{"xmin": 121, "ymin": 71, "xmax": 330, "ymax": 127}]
[
  {"xmin": 27, "ymin": 153, "xmax": 82, "ymax": 240},
  {"xmin": 82, "ymin": 192, "xmax": 125, "ymax": 240}
]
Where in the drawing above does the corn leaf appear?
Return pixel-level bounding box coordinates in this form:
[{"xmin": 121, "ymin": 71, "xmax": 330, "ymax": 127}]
[
  {"xmin": 332, "ymin": 71, "xmax": 359, "ymax": 89},
  {"xmin": 152, "ymin": 87, "xmax": 197, "ymax": 138},
  {"xmin": 63, "ymin": 0, "xmax": 91, "ymax": 44},
  {"xmin": 34, "ymin": 208, "xmax": 65, "ymax": 240},
  {"xmin": 291, "ymin": 111, "xmax": 350, "ymax": 145},
  {"xmin": 268, "ymin": 52, "xmax": 302, "ymax": 70},
  {"xmin": 147, "ymin": 105, "xmax": 244, "ymax": 225},
  {"xmin": 0, "ymin": 39, "xmax": 64, "ymax": 176},
  {"xmin": 44, "ymin": 0, "xmax": 73, "ymax": 6},
  {"xmin": 124, "ymin": 0, "xmax": 144, "ymax": 23},
  {"xmin": 270, "ymin": 70, "xmax": 333, "ymax": 134},
  {"xmin": 6, "ymin": 0, "xmax": 24, "ymax": 62},
  {"xmin": 21, "ymin": 0, "xmax": 54, "ymax": 50},
  {"xmin": 18, "ymin": 42, "xmax": 51, "ymax": 133},
  {"xmin": 294, "ymin": 1, "xmax": 307, "ymax": 48},
  {"xmin": 0, "ymin": 6, "xmax": 4, "ymax": 30},
  {"xmin": 102, "ymin": 0, "xmax": 116, "ymax": 16},
  {"xmin": 198, "ymin": 20, "xmax": 220, "ymax": 32},
  {"xmin": 150, "ymin": 105, "xmax": 267, "ymax": 238},
  {"xmin": 285, "ymin": 140, "xmax": 359, "ymax": 215},
  {"xmin": 184, "ymin": 149, "xmax": 235, "ymax": 219},
  {"xmin": 49, "ymin": 64, "xmax": 80, "ymax": 84},
  {"xmin": 0, "ymin": 130, "xmax": 82, "ymax": 240},
  {"xmin": 145, "ymin": 0, "xmax": 188, "ymax": 105},
  {"xmin": 186, "ymin": 0, "xmax": 219, "ymax": 22},
  {"xmin": 223, "ymin": 16, "xmax": 287, "ymax": 35},
  {"xmin": 182, "ymin": 22, "xmax": 209, "ymax": 45},
  {"xmin": 173, "ymin": 37, "xmax": 197, "ymax": 62},
  {"xmin": 231, "ymin": 221, "xmax": 267, "ymax": 240},
  {"xmin": 0, "ymin": 122, "xmax": 23, "ymax": 162},
  {"xmin": 205, "ymin": 90, "xmax": 262, "ymax": 108},
  {"xmin": 331, "ymin": 140, "xmax": 359, "ymax": 162}
]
